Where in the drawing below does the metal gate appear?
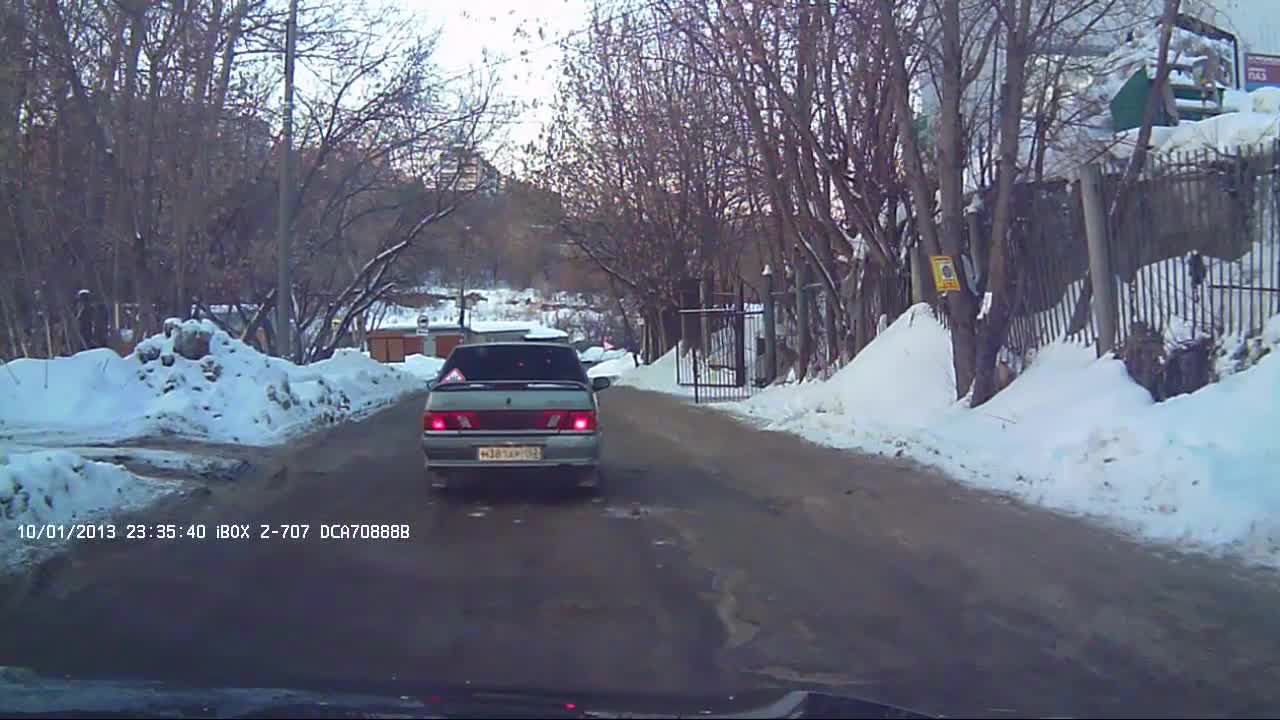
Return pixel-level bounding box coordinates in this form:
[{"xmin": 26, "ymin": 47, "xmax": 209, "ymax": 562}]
[{"xmin": 675, "ymin": 287, "xmax": 766, "ymax": 403}]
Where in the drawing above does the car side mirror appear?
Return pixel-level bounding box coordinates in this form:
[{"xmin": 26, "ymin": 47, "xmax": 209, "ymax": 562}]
[
  {"xmin": 425, "ymin": 378, "xmax": 437, "ymax": 391},
  {"xmin": 591, "ymin": 376, "xmax": 612, "ymax": 392}
]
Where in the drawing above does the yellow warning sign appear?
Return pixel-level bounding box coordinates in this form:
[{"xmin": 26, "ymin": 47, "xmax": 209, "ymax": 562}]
[{"xmin": 930, "ymin": 255, "xmax": 962, "ymax": 293}]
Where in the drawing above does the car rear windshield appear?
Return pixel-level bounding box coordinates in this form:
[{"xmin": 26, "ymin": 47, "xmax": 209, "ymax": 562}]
[{"xmin": 439, "ymin": 344, "xmax": 587, "ymax": 384}]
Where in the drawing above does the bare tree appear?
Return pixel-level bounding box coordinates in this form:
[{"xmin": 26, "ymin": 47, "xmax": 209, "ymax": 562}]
[{"xmin": 0, "ymin": 0, "xmax": 498, "ymax": 361}]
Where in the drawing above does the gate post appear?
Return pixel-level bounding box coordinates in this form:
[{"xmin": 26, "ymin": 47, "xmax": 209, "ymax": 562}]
[
  {"xmin": 795, "ymin": 260, "xmax": 810, "ymax": 377},
  {"xmin": 1080, "ymin": 162, "xmax": 1118, "ymax": 356},
  {"xmin": 734, "ymin": 282, "xmax": 747, "ymax": 388},
  {"xmin": 763, "ymin": 266, "xmax": 777, "ymax": 384},
  {"xmin": 699, "ymin": 275, "xmax": 713, "ymax": 355},
  {"xmin": 691, "ymin": 338, "xmax": 700, "ymax": 403}
]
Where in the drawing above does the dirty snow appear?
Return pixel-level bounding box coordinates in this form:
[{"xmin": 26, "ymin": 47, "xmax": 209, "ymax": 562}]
[
  {"xmin": 0, "ymin": 445, "xmax": 246, "ymax": 480},
  {"xmin": 0, "ymin": 450, "xmax": 173, "ymax": 571},
  {"xmin": 0, "ymin": 320, "xmax": 423, "ymax": 446}
]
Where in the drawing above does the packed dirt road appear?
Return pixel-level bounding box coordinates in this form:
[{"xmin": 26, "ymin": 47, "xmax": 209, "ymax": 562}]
[{"xmin": 2, "ymin": 388, "xmax": 1278, "ymax": 717}]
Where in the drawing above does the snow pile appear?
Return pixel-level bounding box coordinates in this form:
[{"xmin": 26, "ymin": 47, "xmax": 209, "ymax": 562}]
[
  {"xmin": 735, "ymin": 304, "xmax": 961, "ymax": 444},
  {"xmin": 616, "ymin": 347, "xmax": 693, "ymax": 396},
  {"xmin": 0, "ymin": 450, "xmax": 172, "ymax": 570},
  {"xmin": 723, "ymin": 304, "xmax": 1280, "ymax": 565},
  {"xmin": 1108, "ymin": 87, "xmax": 1280, "ymax": 158},
  {"xmin": 579, "ymin": 346, "xmax": 629, "ymax": 364},
  {"xmin": 1223, "ymin": 87, "xmax": 1280, "ymax": 114},
  {"xmin": 397, "ymin": 353, "xmax": 446, "ymax": 382},
  {"xmin": 0, "ymin": 320, "xmax": 424, "ymax": 445},
  {"xmin": 587, "ymin": 353, "xmax": 640, "ymax": 379},
  {"xmin": 1143, "ymin": 111, "xmax": 1278, "ymax": 156}
]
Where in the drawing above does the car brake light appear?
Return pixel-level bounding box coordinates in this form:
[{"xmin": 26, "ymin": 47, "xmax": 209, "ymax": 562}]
[
  {"xmin": 424, "ymin": 411, "xmax": 480, "ymax": 431},
  {"xmin": 567, "ymin": 411, "xmax": 596, "ymax": 432},
  {"xmin": 538, "ymin": 410, "xmax": 596, "ymax": 431}
]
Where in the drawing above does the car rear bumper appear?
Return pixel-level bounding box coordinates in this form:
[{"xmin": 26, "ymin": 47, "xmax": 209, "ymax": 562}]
[{"xmin": 422, "ymin": 432, "xmax": 600, "ymax": 470}]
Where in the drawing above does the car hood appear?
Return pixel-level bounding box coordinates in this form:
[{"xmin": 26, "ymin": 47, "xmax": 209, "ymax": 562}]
[{"xmin": 0, "ymin": 667, "xmax": 933, "ymax": 718}]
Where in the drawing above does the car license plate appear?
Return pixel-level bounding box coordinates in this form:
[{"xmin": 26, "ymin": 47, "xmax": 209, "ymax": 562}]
[{"xmin": 477, "ymin": 446, "xmax": 542, "ymax": 462}]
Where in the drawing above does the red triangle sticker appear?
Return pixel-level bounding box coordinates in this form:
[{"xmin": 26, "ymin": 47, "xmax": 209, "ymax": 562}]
[{"xmin": 441, "ymin": 368, "xmax": 466, "ymax": 384}]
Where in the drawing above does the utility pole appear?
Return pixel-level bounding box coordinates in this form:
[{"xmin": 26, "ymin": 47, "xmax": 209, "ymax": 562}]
[{"xmin": 276, "ymin": 0, "xmax": 298, "ymax": 359}]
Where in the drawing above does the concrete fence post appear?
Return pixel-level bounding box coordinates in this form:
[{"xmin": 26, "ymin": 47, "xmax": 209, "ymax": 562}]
[
  {"xmin": 1080, "ymin": 162, "xmax": 1119, "ymax": 356},
  {"xmin": 795, "ymin": 261, "xmax": 810, "ymax": 376},
  {"xmin": 763, "ymin": 267, "xmax": 777, "ymax": 384}
]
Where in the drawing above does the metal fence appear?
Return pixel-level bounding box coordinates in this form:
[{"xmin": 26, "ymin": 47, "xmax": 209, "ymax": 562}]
[
  {"xmin": 765, "ymin": 267, "xmax": 911, "ymax": 383},
  {"xmin": 948, "ymin": 140, "xmax": 1280, "ymax": 363},
  {"xmin": 947, "ymin": 178, "xmax": 1099, "ymax": 358},
  {"xmin": 1104, "ymin": 142, "xmax": 1280, "ymax": 349},
  {"xmin": 675, "ymin": 302, "xmax": 767, "ymax": 403},
  {"xmin": 769, "ymin": 283, "xmax": 836, "ymax": 381}
]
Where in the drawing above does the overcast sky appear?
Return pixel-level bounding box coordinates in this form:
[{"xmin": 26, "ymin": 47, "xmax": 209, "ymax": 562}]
[{"xmin": 397, "ymin": 0, "xmax": 594, "ymax": 168}]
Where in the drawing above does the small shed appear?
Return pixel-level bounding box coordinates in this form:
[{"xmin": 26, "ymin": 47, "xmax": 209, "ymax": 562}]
[
  {"xmin": 367, "ymin": 316, "xmax": 465, "ymax": 361},
  {"xmin": 367, "ymin": 317, "xmax": 566, "ymax": 362},
  {"xmin": 367, "ymin": 325, "xmax": 422, "ymax": 362},
  {"xmin": 368, "ymin": 329, "xmax": 418, "ymax": 362}
]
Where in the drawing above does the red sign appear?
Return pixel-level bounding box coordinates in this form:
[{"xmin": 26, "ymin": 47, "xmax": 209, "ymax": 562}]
[{"xmin": 1244, "ymin": 53, "xmax": 1280, "ymax": 91}]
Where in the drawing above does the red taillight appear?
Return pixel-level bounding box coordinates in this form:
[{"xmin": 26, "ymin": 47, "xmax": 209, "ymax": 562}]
[
  {"xmin": 538, "ymin": 410, "xmax": 596, "ymax": 431},
  {"xmin": 566, "ymin": 410, "xmax": 596, "ymax": 432},
  {"xmin": 424, "ymin": 411, "xmax": 480, "ymax": 431}
]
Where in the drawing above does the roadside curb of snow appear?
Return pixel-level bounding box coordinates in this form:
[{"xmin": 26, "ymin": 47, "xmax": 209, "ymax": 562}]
[
  {"xmin": 724, "ymin": 402, "xmax": 1274, "ymax": 568},
  {"xmin": 682, "ymin": 309, "xmax": 1280, "ymax": 570},
  {"xmin": 0, "ymin": 321, "xmax": 428, "ymax": 447},
  {"xmin": 0, "ymin": 450, "xmax": 178, "ymax": 578}
]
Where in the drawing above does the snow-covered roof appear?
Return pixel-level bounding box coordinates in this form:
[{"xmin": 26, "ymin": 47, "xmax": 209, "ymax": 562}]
[
  {"xmin": 378, "ymin": 320, "xmax": 419, "ymax": 331},
  {"xmin": 468, "ymin": 320, "xmax": 543, "ymax": 333},
  {"xmin": 524, "ymin": 327, "xmax": 570, "ymax": 339}
]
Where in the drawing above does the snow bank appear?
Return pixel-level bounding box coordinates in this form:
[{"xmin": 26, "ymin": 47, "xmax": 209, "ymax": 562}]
[
  {"xmin": 397, "ymin": 354, "xmax": 445, "ymax": 382},
  {"xmin": 580, "ymin": 346, "xmax": 629, "ymax": 363},
  {"xmin": 587, "ymin": 353, "xmax": 640, "ymax": 379},
  {"xmin": 1153, "ymin": 112, "xmax": 1279, "ymax": 156},
  {"xmin": 1108, "ymin": 87, "xmax": 1280, "ymax": 159},
  {"xmin": 0, "ymin": 450, "xmax": 172, "ymax": 570},
  {"xmin": 0, "ymin": 321, "xmax": 423, "ymax": 446},
  {"xmin": 740, "ymin": 304, "xmax": 959, "ymax": 437},
  {"xmin": 722, "ymin": 305, "xmax": 1280, "ymax": 566},
  {"xmin": 616, "ymin": 347, "xmax": 693, "ymax": 396}
]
